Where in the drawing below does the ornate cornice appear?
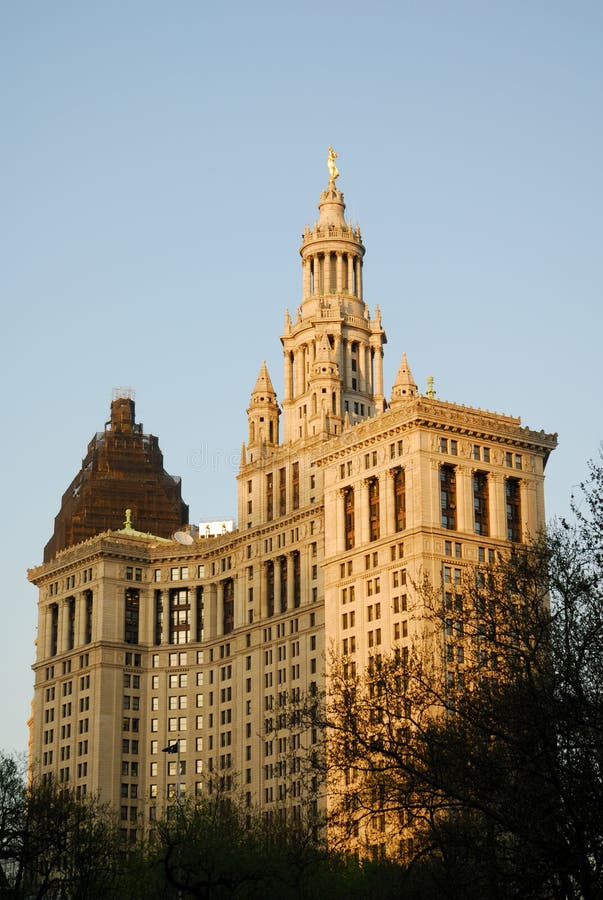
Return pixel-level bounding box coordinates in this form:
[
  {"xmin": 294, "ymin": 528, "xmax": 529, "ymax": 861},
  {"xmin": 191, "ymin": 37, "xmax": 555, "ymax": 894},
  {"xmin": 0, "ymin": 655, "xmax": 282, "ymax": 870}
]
[{"xmin": 312, "ymin": 396, "xmax": 557, "ymax": 467}]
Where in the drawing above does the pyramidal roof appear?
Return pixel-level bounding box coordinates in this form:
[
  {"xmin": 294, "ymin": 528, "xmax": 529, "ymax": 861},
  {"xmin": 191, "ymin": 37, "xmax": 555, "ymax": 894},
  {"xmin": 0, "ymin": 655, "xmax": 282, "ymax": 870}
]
[
  {"xmin": 390, "ymin": 352, "xmax": 418, "ymax": 405},
  {"xmin": 251, "ymin": 360, "xmax": 276, "ymax": 398}
]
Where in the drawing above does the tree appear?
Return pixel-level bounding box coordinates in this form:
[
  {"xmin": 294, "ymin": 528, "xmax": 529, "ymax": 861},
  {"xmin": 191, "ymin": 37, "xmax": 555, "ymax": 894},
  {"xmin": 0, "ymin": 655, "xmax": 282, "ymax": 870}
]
[
  {"xmin": 145, "ymin": 791, "xmax": 352, "ymax": 900},
  {"xmin": 320, "ymin": 458, "xmax": 603, "ymax": 899},
  {"xmin": 14, "ymin": 780, "xmax": 122, "ymax": 899},
  {"xmin": 0, "ymin": 752, "xmax": 26, "ymax": 892}
]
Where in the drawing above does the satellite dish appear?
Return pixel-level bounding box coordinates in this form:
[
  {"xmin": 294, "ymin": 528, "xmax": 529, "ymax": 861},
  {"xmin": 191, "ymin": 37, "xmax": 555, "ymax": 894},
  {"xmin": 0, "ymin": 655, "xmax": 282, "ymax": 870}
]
[{"xmin": 173, "ymin": 531, "xmax": 194, "ymax": 545}]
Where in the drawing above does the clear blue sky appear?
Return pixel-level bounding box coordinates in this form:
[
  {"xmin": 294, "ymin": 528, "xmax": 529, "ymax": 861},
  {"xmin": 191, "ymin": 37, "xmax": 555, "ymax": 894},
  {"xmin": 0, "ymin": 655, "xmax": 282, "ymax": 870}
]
[{"xmin": 1, "ymin": 1, "xmax": 601, "ymax": 753}]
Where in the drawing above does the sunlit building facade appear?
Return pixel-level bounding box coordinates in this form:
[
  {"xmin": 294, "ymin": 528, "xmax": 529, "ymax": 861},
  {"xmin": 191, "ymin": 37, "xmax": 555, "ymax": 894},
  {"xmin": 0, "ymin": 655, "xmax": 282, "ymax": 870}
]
[{"xmin": 29, "ymin": 162, "xmax": 557, "ymax": 851}]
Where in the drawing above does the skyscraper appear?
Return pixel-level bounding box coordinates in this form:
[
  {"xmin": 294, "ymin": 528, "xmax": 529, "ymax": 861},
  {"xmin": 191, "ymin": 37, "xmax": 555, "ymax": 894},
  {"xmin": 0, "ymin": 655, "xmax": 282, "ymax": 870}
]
[{"xmin": 29, "ymin": 157, "xmax": 557, "ymax": 850}]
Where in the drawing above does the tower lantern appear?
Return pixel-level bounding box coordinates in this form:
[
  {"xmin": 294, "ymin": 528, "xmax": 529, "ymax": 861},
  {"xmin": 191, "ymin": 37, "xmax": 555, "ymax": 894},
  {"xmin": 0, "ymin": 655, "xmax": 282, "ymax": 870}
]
[{"xmin": 281, "ymin": 149, "xmax": 386, "ymax": 443}]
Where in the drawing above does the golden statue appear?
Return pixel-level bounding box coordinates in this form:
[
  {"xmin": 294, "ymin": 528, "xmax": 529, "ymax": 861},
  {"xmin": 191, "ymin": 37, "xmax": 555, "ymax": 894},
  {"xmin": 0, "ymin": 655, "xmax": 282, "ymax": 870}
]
[{"xmin": 327, "ymin": 146, "xmax": 339, "ymax": 182}]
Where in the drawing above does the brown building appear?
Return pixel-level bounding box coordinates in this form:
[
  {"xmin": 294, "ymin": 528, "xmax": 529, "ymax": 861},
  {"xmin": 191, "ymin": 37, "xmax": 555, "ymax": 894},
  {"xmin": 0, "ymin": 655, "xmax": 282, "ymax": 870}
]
[{"xmin": 43, "ymin": 390, "xmax": 188, "ymax": 562}]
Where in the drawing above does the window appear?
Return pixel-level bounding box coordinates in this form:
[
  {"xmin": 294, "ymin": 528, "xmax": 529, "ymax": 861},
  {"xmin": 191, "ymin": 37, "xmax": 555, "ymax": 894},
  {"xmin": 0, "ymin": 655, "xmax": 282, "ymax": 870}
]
[
  {"xmin": 440, "ymin": 465, "xmax": 456, "ymax": 530},
  {"xmin": 473, "ymin": 471, "xmax": 489, "ymax": 536},
  {"xmin": 506, "ymin": 478, "xmax": 522, "ymax": 542},
  {"xmin": 169, "ymin": 589, "xmax": 190, "ymax": 644},
  {"xmin": 393, "ymin": 468, "xmax": 405, "ymax": 531},
  {"xmin": 344, "ymin": 487, "xmax": 354, "ymax": 550},
  {"xmin": 291, "ymin": 462, "xmax": 299, "ymax": 510},
  {"xmin": 368, "ymin": 477, "xmax": 380, "ymax": 541},
  {"xmin": 124, "ymin": 588, "xmax": 140, "ymax": 644},
  {"xmin": 84, "ymin": 591, "xmax": 93, "ymax": 644},
  {"xmin": 266, "ymin": 472, "xmax": 274, "ymax": 521},
  {"xmin": 223, "ymin": 579, "xmax": 235, "ymax": 634},
  {"xmin": 279, "ymin": 467, "xmax": 286, "ymax": 516}
]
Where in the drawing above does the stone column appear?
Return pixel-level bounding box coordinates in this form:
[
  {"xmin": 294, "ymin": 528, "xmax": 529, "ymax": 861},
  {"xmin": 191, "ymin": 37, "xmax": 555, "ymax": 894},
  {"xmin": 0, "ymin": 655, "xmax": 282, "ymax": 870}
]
[
  {"xmin": 216, "ymin": 582, "xmax": 225, "ymax": 637},
  {"xmin": 335, "ymin": 252, "xmax": 342, "ymax": 292},
  {"xmin": 260, "ymin": 563, "xmax": 268, "ymax": 619},
  {"xmin": 299, "ymin": 544, "xmax": 310, "ymax": 604},
  {"xmin": 357, "ymin": 340, "xmax": 366, "ymax": 393},
  {"xmin": 204, "ymin": 584, "xmax": 217, "ymax": 640},
  {"xmin": 274, "ymin": 558, "xmax": 281, "ymax": 613},
  {"xmin": 373, "ymin": 347, "xmax": 384, "ymax": 399},
  {"xmin": 346, "ymin": 342, "xmax": 353, "ymax": 393},
  {"xmin": 286, "ymin": 555, "xmax": 295, "ymax": 612},
  {"xmin": 520, "ymin": 480, "xmax": 531, "ymax": 543},
  {"xmin": 324, "ymin": 488, "xmax": 337, "ymax": 553},
  {"xmin": 334, "ymin": 337, "xmax": 343, "ymax": 386},
  {"xmin": 488, "ymin": 474, "xmax": 506, "ymax": 540},
  {"xmin": 348, "ymin": 255, "xmax": 355, "ymax": 295},
  {"xmin": 430, "ymin": 460, "xmax": 442, "ymax": 529},
  {"xmin": 58, "ymin": 600, "xmax": 69, "ymax": 655},
  {"xmin": 188, "ymin": 587, "xmax": 197, "ymax": 644},
  {"xmin": 336, "ymin": 489, "xmax": 346, "ymax": 554},
  {"xmin": 301, "ymin": 345, "xmax": 307, "ymax": 394},
  {"xmin": 382, "ymin": 469, "xmax": 396, "ymax": 535},
  {"xmin": 138, "ymin": 590, "xmax": 152, "ymax": 646},
  {"xmin": 284, "ymin": 351, "xmax": 293, "ymax": 402},
  {"xmin": 364, "ymin": 344, "xmax": 372, "ymax": 396},
  {"xmin": 455, "ymin": 465, "xmax": 473, "ymax": 534},
  {"xmin": 294, "ymin": 348, "xmax": 302, "ymax": 398},
  {"xmin": 160, "ymin": 591, "xmax": 170, "ymax": 645},
  {"xmin": 44, "ymin": 605, "xmax": 54, "ymax": 658},
  {"xmin": 357, "ymin": 258, "xmax": 363, "ymax": 300},
  {"xmin": 75, "ymin": 594, "xmax": 86, "ymax": 648},
  {"xmin": 303, "ymin": 257, "xmax": 311, "ymax": 298},
  {"xmin": 358, "ymin": 479, "xmax": 371, "ymax": 545}
]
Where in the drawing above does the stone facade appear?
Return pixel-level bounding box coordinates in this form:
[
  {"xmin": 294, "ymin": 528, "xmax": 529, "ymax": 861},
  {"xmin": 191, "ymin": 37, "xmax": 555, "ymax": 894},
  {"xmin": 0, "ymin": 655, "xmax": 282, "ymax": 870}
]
[{"xmin": 28, "ymin": 164, "xmax": 557, "ymax": 850}]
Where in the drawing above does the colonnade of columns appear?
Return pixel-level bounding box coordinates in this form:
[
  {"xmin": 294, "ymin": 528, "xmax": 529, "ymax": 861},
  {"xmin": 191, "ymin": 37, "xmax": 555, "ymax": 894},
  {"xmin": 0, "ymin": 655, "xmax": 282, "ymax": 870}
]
[
  {"xmin": 328, "ymin": 463, "xmax": 538, "ymax": 554},
  {"xmin": 330, "ymin": 468, "xmax": 404, "ymax": 554},
  {"xmin": 302, "ymin": 252, "xmax": 362, "ymax": 300},
  {"xmin": 430, "ymin": 463, "xmax": 536, "ymax": 542},
  {"xmin": 283, "ymin": 336, "xmax": 382, "ymax": 402},
  {"xmin": 42, "ymin": 590, "xmax": 93, "ymax": 658}
]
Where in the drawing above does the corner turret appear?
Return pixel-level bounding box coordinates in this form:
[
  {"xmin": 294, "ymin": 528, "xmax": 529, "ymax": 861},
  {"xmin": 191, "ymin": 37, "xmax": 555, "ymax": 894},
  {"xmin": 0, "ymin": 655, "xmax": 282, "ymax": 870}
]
[
  {"xmin": 390, "ymin": 353, "xmax": 418, "ymax": 406},
  {"xmin": 246, "ymin": 361, "xmax": 280, "ymax": 457}
]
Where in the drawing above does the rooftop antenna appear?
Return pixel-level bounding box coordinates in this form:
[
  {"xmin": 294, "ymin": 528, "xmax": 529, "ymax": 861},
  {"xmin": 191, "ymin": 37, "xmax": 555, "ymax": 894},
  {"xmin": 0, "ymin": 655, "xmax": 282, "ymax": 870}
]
[{"xmin": 173, "ymin": 531, "xmax": 194, "ymax": 546}]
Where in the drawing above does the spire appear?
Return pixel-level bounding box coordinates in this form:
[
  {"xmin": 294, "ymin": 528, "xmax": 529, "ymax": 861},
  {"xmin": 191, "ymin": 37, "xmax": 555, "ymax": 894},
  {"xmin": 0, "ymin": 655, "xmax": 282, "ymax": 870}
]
[
  {"xmin": 247, "ymin": 361, "xmax": 280, "ymax": 451},
  {"xmin": 312, "ymin": 333, "xmax": 338, "ymax": 373},
  {"xmin": 251, "ymin": 360, "xmax": 276, "ymax": 399},
  {"xmin": 390, "ymin": 352, "xmax": 418, "ymax": 406},
  {"xmin": 282, "ymin": 152, "xmax": 386, "ymax": 441}
]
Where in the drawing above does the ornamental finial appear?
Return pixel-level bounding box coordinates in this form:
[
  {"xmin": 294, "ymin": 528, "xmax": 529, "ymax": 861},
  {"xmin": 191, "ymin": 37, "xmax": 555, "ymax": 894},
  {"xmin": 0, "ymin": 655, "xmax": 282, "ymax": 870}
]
[{"xmin": 327, "ymin": 146, "xmax": 339, "ymax": 183}]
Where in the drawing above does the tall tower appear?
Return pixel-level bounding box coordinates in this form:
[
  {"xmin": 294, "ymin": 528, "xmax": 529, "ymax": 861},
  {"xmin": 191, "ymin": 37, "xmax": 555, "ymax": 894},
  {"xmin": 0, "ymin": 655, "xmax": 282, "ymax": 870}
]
[
  {"xmin": 246, "ymin": 360, "xmax": 280, "ymax": 461},
  {"xmin": 281, "ymin": 152, "xmax": 386, "ymax": 443}
]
